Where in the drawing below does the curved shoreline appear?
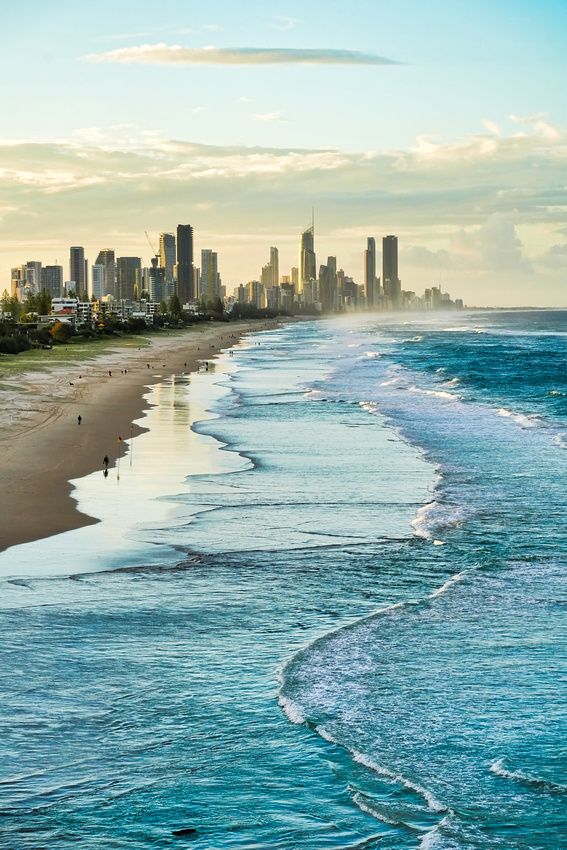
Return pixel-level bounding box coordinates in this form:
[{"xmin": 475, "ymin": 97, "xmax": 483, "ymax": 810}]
[{"xmin": 0, "ymin": 320, "xmax": 277, "ymax": 553}]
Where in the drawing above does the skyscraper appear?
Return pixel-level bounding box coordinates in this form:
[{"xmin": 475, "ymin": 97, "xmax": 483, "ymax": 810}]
[
  {"xmin": 300, "ymin": 221, "xmax": 316, "ymax": 290},
  {"xmin": 200, "ymin": 250, "xmax": 220, "ymax": 302},
  {"xmin": 269, "ymin": 246, "xmax": 279, "ymax": 288},
  {"xmin": 40, "ymin": 265, "xmax": 63, "ymax": 298},
  {"xmin": 382, "ymin": 235, "xmax": 401, "ymax": 309},
  {"xmin": 261, "ymin": 246, "xmax": 279, "ymax": 291},
  {"xmin": 116, "ymin": 257, "xmax": 141, "ymax": 301},
  {"xmin": 176, "ymin": 224, "xmax": 194, "ymax": 304},
  {"xmin": 69, "ymin": 246, "xmax": 86, "ymax": 300},
  {"xmin": 159, "ymin": 233, "xmax": 176, "ymax": 299},
  {"xmin": 91, "ymin": 264, "xmax": 105, "ymax": 301},
  {"xmin": 365, "ymin": 237, "xmax": 378, "ymax": 308},
  {"xmin": 95, "ymin": 250, "xmax": 116, "ymax": 298}
]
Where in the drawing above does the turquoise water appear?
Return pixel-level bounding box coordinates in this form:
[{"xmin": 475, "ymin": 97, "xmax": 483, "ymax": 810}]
[{"xmin": 1, "ymin": 313, "xmax": 566, "ymax": 848}]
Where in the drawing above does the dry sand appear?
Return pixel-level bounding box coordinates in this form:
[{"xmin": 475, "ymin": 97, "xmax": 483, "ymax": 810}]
[{"xmin": 0, "ymin": 320, "xmax": 277, "ymax": 553}]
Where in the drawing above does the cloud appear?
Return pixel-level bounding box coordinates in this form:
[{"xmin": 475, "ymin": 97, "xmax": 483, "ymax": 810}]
[
  {"xmin": 253, "ymin": 111, "xmax": 285, "ymax": 123},
  {"xmin": 0, "ymin": 116, "xmax": 566, "ymax": 304},
  {"xmin": 83, "ymin": 44, "xmax": 399, "ymax": 66},
  {"xmin": 270, "ymin": 16, "xmax": 299, "ymax": 31}
]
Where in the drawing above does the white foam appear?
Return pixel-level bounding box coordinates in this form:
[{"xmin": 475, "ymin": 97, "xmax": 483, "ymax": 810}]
[
  {"xmin": 351, "ymin": 792, "xmax": 400, "ymax": 826},
  {"xmin": 410, "ymin": 386, "xmax": 461, "ymax": 401},
  {"xmin": 412, "ymin": 500, "xmax": 470, "ymax": 539},
  {"xmin": 353, "ymin": 752, "xmax": 446, "ymax": 813},
  {"xmin": 277, "ymin": 695, "xmax": 306, "ymax": 725},
  {"xmin": 315, "ymin": 725, "xmax": 338, "ymax": 744},
  {"xmin": 496, "ymin": 408, "xmax": 543, "ymax": 428},
  {"xmin": 489, "ymin": 759, "xmax": 567, "ymax": 793}
]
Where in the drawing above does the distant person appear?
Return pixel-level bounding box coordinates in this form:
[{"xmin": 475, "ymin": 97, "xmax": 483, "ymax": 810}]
[
  {"xmin": 103, "ymin": 455, "xmax": 109, "ymax": 468},
  {"xmin": 108, "ymin": 370, "xmax": 112, "ymax": 377},
  {"xmin": 77, "ymin": 415, "xmax": 82, "ymax": 425}
]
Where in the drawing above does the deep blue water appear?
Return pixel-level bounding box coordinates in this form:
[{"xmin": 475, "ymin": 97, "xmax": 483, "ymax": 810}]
[{"xmin": 1, "ymin": 311, "xmax": 566, "ymax": 849}]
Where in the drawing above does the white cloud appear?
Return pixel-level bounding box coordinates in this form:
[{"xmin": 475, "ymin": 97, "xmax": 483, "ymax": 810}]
[
  {"xmin": 83, "ymin": 44, "xmax": 399, "ymax": 66},
  {"xmin": 270, "ymin": 16, "xmax": 299, "ymax": 31},
  {"xmin": 253, "ymin": 111, "xmax": 285, "ymax": 123},
  {"xmin": 0, "ymin": 117, "xmax": 566, "ymax": 304}
]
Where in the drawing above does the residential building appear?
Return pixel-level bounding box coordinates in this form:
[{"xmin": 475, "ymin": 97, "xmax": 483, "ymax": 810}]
[
  {"xmin": 382, "ymin": 235, "xmax": 401, "ymax": 308},
  {"xmin": 91, "ymin": 264, "xmax": 105, "ymax": 301},
  {"xmin": 176, "ymin": 224, "xmax": 194, "ymax": 304},
  {"xmin": 159, "ymin": 233, "xmax": 176, "ymax": 299},
  {"xmin": 95, "ymin": 250, "xmax": 116, "ymax": 298},
  {"xmin": 116, "ymin": 257, "xmax": 142, "ymax": 301},
  {"xmin": 199, "ymin": 250, "xmax": 220, "ymax": 302},
  {"xmin": 69, "ymin": 247, "xmax": 87, "ymax": 300},
  {"xmin": 40, "ymin": 265, "xmax": 64, "ymax": 298},
  {"xmin": 300, "ymin": 224, "xmax": 316, "ymax": 290}
]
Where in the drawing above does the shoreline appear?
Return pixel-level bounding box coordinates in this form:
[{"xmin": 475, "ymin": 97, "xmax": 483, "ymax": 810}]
[{"xmin": 0, "ymin": 320, "xmax": 278, "ymax": 553}]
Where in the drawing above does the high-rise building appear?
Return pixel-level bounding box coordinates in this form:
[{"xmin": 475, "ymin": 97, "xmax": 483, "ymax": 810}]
[
  {"xmin": 269, "ymin": 246, "xmax": 279, "ymax": 289},
  {"xmin": 91, "ymin": 264, "xmax": 105, "ymax": 301},
  {"xmin": 40, "ymin": 265, "xmax": 63, "ymax": 298},
  {"xmin": 327, "ymin": 256, "xmax": 337, "ymax": 309},
  {"xmin": 95, "ymin": 250, "xmax": 116, "ymax": 298},
  {"xmin": 247, "ymin": 280, "xmax": 265, "ymax": 308},
  {"xmin": 69, "ymin": 246, "xmax": 87, "ymax": 300},
  {"xmin": 159, "ymin": 233, "xmax": 176, "ymax": 299},
  {"xmin": 300, "ymin": 223, "xmax": 316, "ymax": 290},
  {"xmin": 260, "ymin": 246, "xmax": 279, "ymax": 294},
  {"xmin": 365, "ymin": 237, "xmax": 378, "ymax": 308},
  {"xmin": 199, "ymin": 250, "xmax": 220, "ymax": 302},
  {"xmin": 176, "ymin": 224, "xmax": 194, "ymax": 304},
  {"xmin": 25, "ymin": 261, "xmax": 42, "ymax": 294},
  {"xmin": 382, "ymin": 235, "xmax": 401, "ymax": 309},
  {"xmin": 116, "ymin": 257, "xmax": 142, "ymax": 301}
]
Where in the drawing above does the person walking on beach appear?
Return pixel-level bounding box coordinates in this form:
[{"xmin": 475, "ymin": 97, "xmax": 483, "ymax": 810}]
[
  {"xmin": 103, "ymin": 455, "xmax": 109, "ymax": 468},
  {"xmin": 77, "ymin": 415, "xmax": 82, "ymax": 425}
]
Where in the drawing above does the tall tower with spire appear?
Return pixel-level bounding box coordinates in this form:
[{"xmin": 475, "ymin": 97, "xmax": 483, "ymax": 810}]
[{"xmin": 299, "ymin": 210, "xmax": 316, "ymax": 291}]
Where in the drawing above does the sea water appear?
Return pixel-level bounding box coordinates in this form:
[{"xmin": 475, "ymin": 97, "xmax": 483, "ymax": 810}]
[{"xmin": 1, "ymin": 312, "xmax": 566, "ymax": 849}]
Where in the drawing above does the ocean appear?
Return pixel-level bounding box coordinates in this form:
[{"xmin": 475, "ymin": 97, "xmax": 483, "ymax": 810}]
[{"xmin": 1, "ymin": 311, "xmax": 566, "ymax": 849}]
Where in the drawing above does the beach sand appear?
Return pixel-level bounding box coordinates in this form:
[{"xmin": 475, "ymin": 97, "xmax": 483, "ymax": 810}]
[{"xmin": 0, "ymin": 320, "xmax": 277, "ymax": 553}]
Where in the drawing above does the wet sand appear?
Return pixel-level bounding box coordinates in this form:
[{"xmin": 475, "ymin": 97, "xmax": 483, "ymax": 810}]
[{"xmin": 0, "ymin": 321, "xmax": 276, "ymax": 552}]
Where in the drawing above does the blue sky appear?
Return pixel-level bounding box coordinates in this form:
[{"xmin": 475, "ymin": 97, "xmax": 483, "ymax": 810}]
[{"xmin": 2, "ymin": 0, "xmax": 567, "ymax": 304}]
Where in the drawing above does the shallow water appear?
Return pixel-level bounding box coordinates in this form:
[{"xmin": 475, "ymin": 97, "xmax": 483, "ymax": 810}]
[{"xmin": 1, "ymin": 313, "xmax": 566, "ymax": 848}]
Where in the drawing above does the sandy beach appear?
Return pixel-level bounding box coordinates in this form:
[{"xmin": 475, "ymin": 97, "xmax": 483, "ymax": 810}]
[{"xmin": 0, "ymin": 320, "xmax": 277, "ymax": 553}]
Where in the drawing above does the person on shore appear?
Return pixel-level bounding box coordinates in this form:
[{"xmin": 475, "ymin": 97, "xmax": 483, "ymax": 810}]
[
  {"xmin": 103, "ymin": 455, "xmax": 109, "ymax": 468},
  {"xmin": 77, "ymin": 415, "xmax": 82, "ymax": 425},
  {"xmin": 108, "ymin": 370, "xmax": 112, "ymax": 377}
]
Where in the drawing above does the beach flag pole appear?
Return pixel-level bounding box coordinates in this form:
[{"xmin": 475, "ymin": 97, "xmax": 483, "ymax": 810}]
[
  {"xmin": 117, "ymin": 435, "xmax": 122, "ymax": 481},
  {"xmin": 130, "ymin": 424, "xmax": 133, "ymax": 467}
]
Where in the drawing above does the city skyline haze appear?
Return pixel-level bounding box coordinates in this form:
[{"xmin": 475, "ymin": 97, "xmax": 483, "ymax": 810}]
[{"xmin": 1, "ymin": 0, "xmax": 566, "ymax": 306}]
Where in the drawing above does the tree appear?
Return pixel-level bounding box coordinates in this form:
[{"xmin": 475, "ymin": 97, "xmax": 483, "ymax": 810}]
[
  {"xmin": 1, "ymin": 290, "xmax": 22, "ymax": 321},
  {"xmin": 168, "ymin": 294, "xmax": 182, "ymax": 319},
  {"xmin": 37, "ymin": 289, "xmax": 52, "ymax": 315},
  {"xmin": 50, "ymin": 321, "xmax": 74, "ymax": 343}
]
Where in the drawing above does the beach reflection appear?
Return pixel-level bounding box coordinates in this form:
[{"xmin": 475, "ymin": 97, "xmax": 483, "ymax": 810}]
[{"xmin": 0, "ymin": 356, "xmax": 246, "ymax": 580}]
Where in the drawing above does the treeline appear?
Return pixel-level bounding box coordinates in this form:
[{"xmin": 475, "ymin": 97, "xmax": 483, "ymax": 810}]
[{"xmin": 0, "ymin": 293, "xmax": 292, "ymax": 356}]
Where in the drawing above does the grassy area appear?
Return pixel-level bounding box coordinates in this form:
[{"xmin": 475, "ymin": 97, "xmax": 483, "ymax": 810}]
[
  {"xmin": 0, "ymin": 323, "xmax": 226, "ymax": 380},
  {"xmin": 0, "ymin": 333, "xmax": 155, "ymax": 380}
]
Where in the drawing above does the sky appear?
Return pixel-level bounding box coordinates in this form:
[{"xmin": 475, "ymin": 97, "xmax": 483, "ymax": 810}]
[{"xmin": 1, "ymin": 0, "xmax": 567, "ymax": 306}]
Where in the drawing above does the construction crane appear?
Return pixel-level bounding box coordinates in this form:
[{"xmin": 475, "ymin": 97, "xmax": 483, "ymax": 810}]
[
  {"xmin": 145, "ymin": 232, "xmax": 162, "ymax": 300},
  {"xmin": 145, "ymin": 231, "xmax": 159, "ymax": 262}
]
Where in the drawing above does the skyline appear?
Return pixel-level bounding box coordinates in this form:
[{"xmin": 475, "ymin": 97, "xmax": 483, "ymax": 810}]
[{"xmin": 1, "ymin": 0, "xmax": 566, "ymax": 306}]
